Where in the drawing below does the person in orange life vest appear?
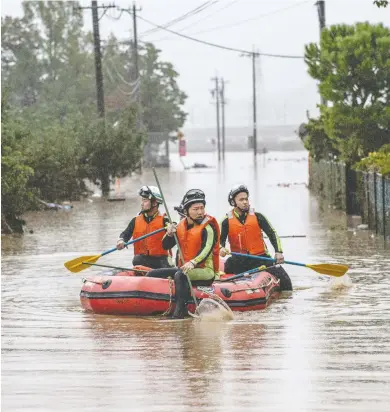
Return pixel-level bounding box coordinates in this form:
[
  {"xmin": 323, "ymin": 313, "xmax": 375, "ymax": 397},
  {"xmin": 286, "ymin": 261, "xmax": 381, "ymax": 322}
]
[
  {"xmin": 220, "ymin": 185, "xmax": 292, "ymax": 290},
  {"xmin": 146, "ymin": 189, "xmax": 220, "ymax": 319},
  {"xmin": 116, "ymin": 185, "xmax": 172, "ymax": 269}
]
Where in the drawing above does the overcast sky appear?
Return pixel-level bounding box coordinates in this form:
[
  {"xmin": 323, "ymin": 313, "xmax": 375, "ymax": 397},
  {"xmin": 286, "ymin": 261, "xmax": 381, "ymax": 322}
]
[{"xmin": 1, "ymin": 0, "xmax": 389, "ymax": 128}]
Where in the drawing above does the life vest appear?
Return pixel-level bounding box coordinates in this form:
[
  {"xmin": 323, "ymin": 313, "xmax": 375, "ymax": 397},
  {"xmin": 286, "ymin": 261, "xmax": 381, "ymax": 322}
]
[
  {"xmin": 176, "ymin": 214, "xmax": 220, "ymax": 272},
  {"xmin": 133, "ymin": 212, "xmax": 168, "ymax": 256},
  {"xmin": 227, "ymin": 208, "xmax": 266, "ymax": 255}
]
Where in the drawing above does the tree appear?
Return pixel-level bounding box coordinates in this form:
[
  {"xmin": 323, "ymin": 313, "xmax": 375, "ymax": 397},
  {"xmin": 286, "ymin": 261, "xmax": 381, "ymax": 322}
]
[
  {"xmin": 1, "ymin": 15, "xmax": 42, "ymax": 106},
  {"xmin": 24, "ymin": 112, "xmax": 91, "ymax": 201},
  {"xmin": 354, "ymin": 144, "xmax": 390, "ymax": 176},
  {"xmin": 1, "ymin": 95, "xmax": 36, "ymax": 233},
  {"xmin": 374, "ymin": 0, "xmax": 388, "ymax": 7},
  {"xmin": 2, "ymin": 1, "xmax": 96, "ymax": 117},
  {"xmin": 101, "ymin": 40, "xmax": 188, "ymax": 133},
  {"xmin": 83, "ymin": 107, "xmax": 144, "ymax": 195},
  {"xmin": 303, "ymin": 113, "xmax": 340, "ymax": 161},
  {"xmin": 1, "ymin": 0, "xmax": 185, "ymax": 213},
  {"xmin": 102, "ymin": 35, "xmax": 137, "ymax": 120},
  {"xmin": 139, "ymin": 43, "xmax": 188, "ymax": 132},
  {"xmin": 305, "ymin": 23, "xmax": 390, "ymax": 163}
]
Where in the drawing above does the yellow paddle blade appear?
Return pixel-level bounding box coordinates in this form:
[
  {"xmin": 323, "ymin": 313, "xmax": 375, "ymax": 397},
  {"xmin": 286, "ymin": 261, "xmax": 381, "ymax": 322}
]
[
  {"xmin": 306, "ymin": 263, "xmax": 349, "ymax": 277},
  {"xmin": 64, "ymin": 254, "xmax": 102, "ymax": 273}
]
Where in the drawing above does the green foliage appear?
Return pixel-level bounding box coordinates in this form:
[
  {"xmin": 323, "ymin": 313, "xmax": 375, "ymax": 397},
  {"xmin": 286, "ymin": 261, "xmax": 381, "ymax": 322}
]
[
  {"xmin": 305, "ymin": 23, "xmax": 390, "ymax": 108},
  {"xmin": 139, "ymin": 43, "xmax": 188, "ymax": 132},
  {"xmin": 83, "ymin": 108, "xmax": 145, "ymax": 194},
  {"xmin": 374, "ymin": 0, "xmax": 388, "ymax": 8},
  {"xmin": 102, "ymin": 40, "xmax": 188, "ymax": 132},
  {"xmin": 304, "ymin": 22, "xmax": 390, "ymax": 164},
  {"xmin": 1, "ymin": 95, "xmax": 37, "ymax": 232},
  {"xmin": 354, "ymin": 144, "xmax": 390, "ymax": 176},
  {"xmin": 24, "ymin": 113, "xmax": 91, "ymax": 201},
  {"xmin": 303, "ymin": 113, "xmax": 340, "ymax": 161},
  {"xmin": 1, "ymin": 0, "xmax": 187, "ymax": 230}
]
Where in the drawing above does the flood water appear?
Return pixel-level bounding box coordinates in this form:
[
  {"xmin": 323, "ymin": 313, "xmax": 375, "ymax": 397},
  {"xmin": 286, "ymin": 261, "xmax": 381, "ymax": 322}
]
[{"xmin": 2, "ymin": 151, "xmax": 390, "ymax": 412}]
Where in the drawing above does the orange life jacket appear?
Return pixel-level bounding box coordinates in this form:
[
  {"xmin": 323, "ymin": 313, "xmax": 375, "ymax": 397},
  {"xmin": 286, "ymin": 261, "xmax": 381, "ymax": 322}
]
[
  {"xmin": 176, "ymin": 214, "xmax": 220, "ymax": 272},
  {"xmin": 227, "ymin": 208, "xmax": 266, "ymax": 255},
  {"xmin": 133, "ymin": 212, "xmax": 168, "ymax": 256}
]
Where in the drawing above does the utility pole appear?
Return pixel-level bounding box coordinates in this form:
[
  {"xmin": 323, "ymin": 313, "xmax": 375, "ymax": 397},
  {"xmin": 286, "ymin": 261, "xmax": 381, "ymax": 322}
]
[
  {"xmin": 241, "ymin": 49, "xmax": 259, "ymax": 158},
  {"xmin": 211, "ymin": 77, "xmax": 221, "ymax": 161},
  {"xmin": 252, "ymin": 52, "xmax": 258, "ymax": 157},
  {"xmin": 132, "ymin": 3, "xmax": 140, "ymax": 84},
  {"xmin": 92, "ymin": 1, "xmax": 105, "ymax": 119},
  {"xmin": 316, "ymin": 0, "xmax": 326, "ymax": 35},
  {"xmin": 119, "ymin": 4, "xmax": 142, "ymax": 127},
  {"xmin": 316, "ymin": 0, "xmax": 327, "ymax": 106},
  {"xmin": 78, "ymin": 2, "xmax": 116, "ymax": 119},
  {"xmin": 220, "ymin": 78, "xmax": 227, "ymax": 160}
]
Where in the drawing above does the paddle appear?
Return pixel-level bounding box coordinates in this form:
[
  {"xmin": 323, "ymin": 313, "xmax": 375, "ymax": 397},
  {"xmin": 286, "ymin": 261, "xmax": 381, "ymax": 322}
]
[
  {"xmin": 219, "ymin": 265, "xmax": 277, "ymax": 283},
  {"xmin": 64, "ymin": 227, "xmax": 165, "ymax": 273},
  {"xmin": 82, "ymin": 262, "xmax": 149, "ymax": 273},
  {"xmin": 152, "ymin": 167, "xmax": 199, "ymax": 310},
  {"xmin": 230, "ymin": 252, "xmax": 349, "ymax": 277},
  {"xmin": 264, "ymin": 235, "xmax": 306, "ymax": 239}
]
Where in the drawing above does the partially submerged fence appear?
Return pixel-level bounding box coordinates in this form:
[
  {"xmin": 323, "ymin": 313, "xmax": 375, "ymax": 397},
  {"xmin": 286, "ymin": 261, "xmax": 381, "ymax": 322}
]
[{"xmin": 309, "ymin": 159, "xmax": 390, "ymax": 240}]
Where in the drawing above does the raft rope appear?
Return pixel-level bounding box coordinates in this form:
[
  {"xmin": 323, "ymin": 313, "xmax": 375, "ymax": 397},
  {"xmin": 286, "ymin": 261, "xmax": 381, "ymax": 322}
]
[
  {"xmin": 82, "ymin": 277, "xmax": 104, "ymax": 286},
  {"xmin": 229, "ymin": 275, "xmax": 280, "ymax": 294},
  {"xmin": 161, "ymin": 276, "xmax": 174, "ymax": 317}
]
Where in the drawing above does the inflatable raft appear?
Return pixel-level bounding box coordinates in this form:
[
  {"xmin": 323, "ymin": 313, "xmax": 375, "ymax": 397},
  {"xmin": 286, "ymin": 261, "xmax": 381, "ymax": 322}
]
[{"xmin": 80, "ymin": 267, "xmax": 282, "ymax": 316}]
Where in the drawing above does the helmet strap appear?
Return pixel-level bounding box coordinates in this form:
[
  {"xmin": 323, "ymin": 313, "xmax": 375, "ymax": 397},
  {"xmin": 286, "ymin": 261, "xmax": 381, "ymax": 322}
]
[
  {"xmin": 234, "ymin": 205, "xmax": 246, "ymax": 215},
  {"xmin": 141, "ymin": 199, "xmax": 158, "ymax": 215},
  {"xmin": 146, "ymin": 202, "xmax": 159, "ymax": 216}
]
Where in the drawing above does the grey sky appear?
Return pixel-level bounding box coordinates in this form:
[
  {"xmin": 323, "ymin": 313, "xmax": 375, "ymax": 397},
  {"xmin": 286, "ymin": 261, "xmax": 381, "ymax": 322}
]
[{"xmin": 1, "ymin": 0, "xmax": 389, "ymax": 128}]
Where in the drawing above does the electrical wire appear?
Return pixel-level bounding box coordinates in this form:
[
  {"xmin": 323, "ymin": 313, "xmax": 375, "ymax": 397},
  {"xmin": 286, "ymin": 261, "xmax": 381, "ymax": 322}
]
[
  {"xmin": 136, "ymin": 14, "xmax": 304, "ymax": 59},
  {"xmin": 187, "ymin": 0, "xmax": 311, "ymax": 37},
  {"xmin": 169, "ymin": 0, "xmax": 240, "ymax": 34},
  {"xmin": 139, "ymin": 1, "xmax": 219, "ymax": 37}
]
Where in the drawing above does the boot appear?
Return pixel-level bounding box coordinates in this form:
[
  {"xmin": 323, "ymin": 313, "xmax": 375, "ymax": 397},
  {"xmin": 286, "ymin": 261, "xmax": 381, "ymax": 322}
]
[{"xmin": 171, "ymin": 270, "xmax": 190, "ymax": 319}]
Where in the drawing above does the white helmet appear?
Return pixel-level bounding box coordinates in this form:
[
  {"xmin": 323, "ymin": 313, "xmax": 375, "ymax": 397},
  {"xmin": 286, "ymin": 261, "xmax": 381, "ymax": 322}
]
[{"xmin": 138, "ymin": 185, "xmax": 163, "ymax": 204}]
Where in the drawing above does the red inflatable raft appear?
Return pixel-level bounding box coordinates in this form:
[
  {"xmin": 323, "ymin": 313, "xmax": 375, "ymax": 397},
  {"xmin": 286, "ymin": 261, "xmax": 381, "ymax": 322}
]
[{"xmin": 80, "ymin": 267, "xmax": 281, "ymax": 316}]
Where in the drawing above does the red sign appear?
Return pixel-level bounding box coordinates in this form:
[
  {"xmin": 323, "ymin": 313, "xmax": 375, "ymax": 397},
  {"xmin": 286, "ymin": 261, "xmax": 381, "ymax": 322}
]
[{"xmin": 179, "ymin": 139, "xmax": 187, "ymax": 157}]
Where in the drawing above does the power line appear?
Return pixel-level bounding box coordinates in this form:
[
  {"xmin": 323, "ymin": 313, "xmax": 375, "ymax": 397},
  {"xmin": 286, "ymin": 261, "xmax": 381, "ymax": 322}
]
[
  {"xmin": 168, "ymin": 0, "xmax": 240, "ymax": 35},
  {"xmin": 187, "ymin": 0, "xmax": 311, "ymax": 37},
  {"xmin": 139, "ymin": 1, "xmax": 218, "ymax": 37},
  {"xmin": 136, "ymin": 14, "xmax": 304, "ymax": 58}
]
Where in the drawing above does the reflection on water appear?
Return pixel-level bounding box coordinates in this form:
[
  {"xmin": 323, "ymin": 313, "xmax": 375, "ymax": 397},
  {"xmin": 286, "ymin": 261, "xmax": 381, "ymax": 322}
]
[{"xmin": 2, "ymin": 151, "xmax": 390, "ymax": 411}]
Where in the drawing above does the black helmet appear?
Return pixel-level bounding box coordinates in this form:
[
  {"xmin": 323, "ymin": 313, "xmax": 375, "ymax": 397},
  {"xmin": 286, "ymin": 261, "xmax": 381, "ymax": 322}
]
[
  {"xmin": 181, "ymin": 189, "xmax": 206, "ymax": 210},
  {"xmin": 228, "ymin": 184, "xmax": 249, "ymax": 206}
]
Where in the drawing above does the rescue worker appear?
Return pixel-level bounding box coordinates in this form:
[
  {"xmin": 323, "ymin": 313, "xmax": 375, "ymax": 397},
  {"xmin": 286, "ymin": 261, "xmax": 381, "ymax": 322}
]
[
  {"xmin": 220, "ymin": 184, "xmax": 292, "ymax": 290},
  {"xmin": 146, "ymin": 189, "xmax": 220, "ymax": 318},
  {"xmin": 116, "ymin": 185, "xmax": 172, "ymax": 269}
]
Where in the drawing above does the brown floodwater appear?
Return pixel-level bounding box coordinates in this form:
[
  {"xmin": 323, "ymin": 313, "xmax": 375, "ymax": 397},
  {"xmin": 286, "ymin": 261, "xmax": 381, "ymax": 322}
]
[{"xmin": 2, "ymin": 151, "xmax": 390, "ymax": 412}]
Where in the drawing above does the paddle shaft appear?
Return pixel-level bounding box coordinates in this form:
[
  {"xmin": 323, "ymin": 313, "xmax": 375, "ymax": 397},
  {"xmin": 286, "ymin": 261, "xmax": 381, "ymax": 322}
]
[
  {"xmin": 152, "ymin": 169, "xmax": 185, "ymax": 264},
  {"xmin": 82, "ymin": 262, "xmax": 149, "ymax": 273},
  {"xmin": 229, "ymin": 252, "xmax": 349, "ymax": 277},
  {"xmin": 231, "ymin": 252, "xmax": 306, "ymax": 267},
  {"xmin": 101, "ymin": 227, "xmax": 165, "ymax": 257},
  {"xmin": 219, "ymin": 265, "xmax": 277, "ymax": 283},
  {"xmin": 264, "ymin": 235, "xmax": 306, "ymax": 239},
  {"xmin": 152, "ymin": 168, "xmax": 198, "ymax": 310}
]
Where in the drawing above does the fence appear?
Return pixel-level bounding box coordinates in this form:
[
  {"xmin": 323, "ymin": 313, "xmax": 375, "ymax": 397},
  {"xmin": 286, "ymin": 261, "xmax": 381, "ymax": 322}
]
[{"xmin": 309, "ymin": 158, "xmax": 390, "ymax": 240}]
